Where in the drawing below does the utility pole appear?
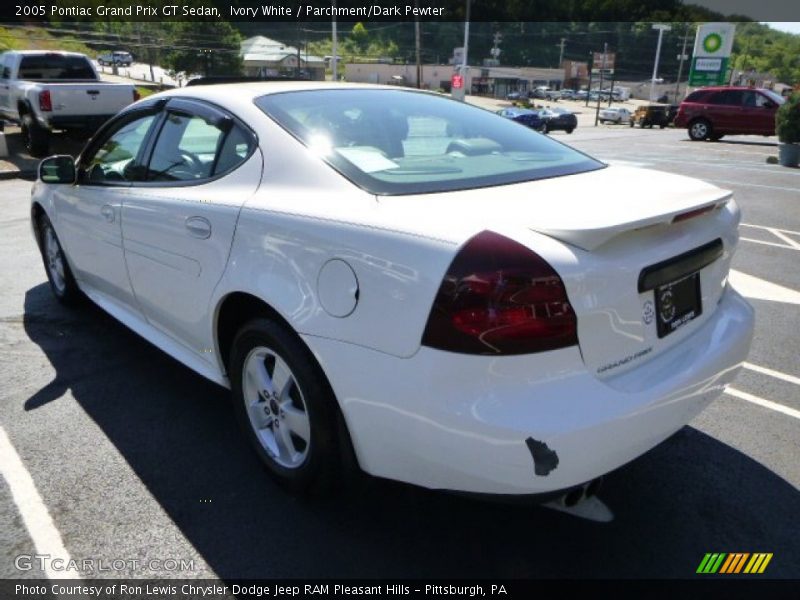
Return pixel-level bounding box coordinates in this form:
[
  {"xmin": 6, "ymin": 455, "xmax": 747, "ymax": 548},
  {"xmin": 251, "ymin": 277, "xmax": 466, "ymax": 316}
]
[
  {"xmin": 595, "ymin": 43, "xmax": 607, "ymax": 126},
  {"xmin": 331, "ymin": 8, "xmax": 338, "ymax": 82},
  {"xmin": 608, "ymin": 66, "xmax": 616, "ymax": 107},
  {"xmin": 650, "ymin": 24, "xmax": 671, "ymax": 102},
  {"xmin": 456, "ymin": 0, "xmax": 470, "ymax": 101},
  {"xmin": 674, "ymin": 25, "xmax": 690, "ymax": 101},
  {"xmin": 585, "ymin": 51, "xmax": 592, "ymax": 107},
  {"xmin": 415, "ymin": 1, "xmax": 422, "ymax": 88},
  {"xmin": 556, "ymin": 37, "xmax": 566, "ymax": 69}
]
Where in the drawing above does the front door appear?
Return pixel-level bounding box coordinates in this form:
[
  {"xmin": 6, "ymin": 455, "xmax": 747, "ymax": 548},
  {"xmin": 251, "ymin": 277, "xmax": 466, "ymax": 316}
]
[{"xmin": 56, "ymin": 111, "xmax": 159, "ymax": 311}]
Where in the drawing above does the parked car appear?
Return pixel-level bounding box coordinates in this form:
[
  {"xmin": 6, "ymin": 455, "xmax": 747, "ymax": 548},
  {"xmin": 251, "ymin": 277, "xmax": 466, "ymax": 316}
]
[
  {"xmin": 575, "ymin": 90, "xmax": 589, "ymax": 101},
  {"xmin": 599, "ymin": 107, "xmax": 632, "ymax": 124},
  {"xmin": 31, "ymin": 83, "xmax": 754, "ymax": 498},
  {"xmin": 630, "ymin": 104, "xmax": 670, "ymax": 129},
  {"xmin": 496, "ymin": 107, "xmax": 544, "ymax": 131},
  {"xmin": 0, "ymin": 50, "xmax": 139, "ymax": 156},
  {"xmin": 674, "ymin": 86, "xmax": 784, "ymax": 141},
  {"xmin": 532, "ymin": 86, "xmax": 561, "ymax": 101},
  {"xmin": 506, "ymin": 91, "xmax": 522, "ymax": 101},
  {"xmin": 97, "ymin": 51, "xmax": 133, "ymax": 67},
  {"xmin": 536, "ymin": 107, "xmax": 577, "ymax": 133},
  {"xmin": 559, "ymin": 89, "xmax": 576, "ymax": 100}
]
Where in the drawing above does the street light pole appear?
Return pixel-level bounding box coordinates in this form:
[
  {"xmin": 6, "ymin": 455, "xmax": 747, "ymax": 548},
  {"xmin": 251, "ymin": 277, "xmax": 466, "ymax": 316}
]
[{"xmin": 650, "ymin": 23, "xmax": 671, "ymax": 102}]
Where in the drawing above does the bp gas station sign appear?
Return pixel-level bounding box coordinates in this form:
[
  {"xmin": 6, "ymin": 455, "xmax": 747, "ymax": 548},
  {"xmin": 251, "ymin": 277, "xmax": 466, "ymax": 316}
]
[{"xmin": 689, "ymin": 23, "xmax": 735, "ymax": 86}]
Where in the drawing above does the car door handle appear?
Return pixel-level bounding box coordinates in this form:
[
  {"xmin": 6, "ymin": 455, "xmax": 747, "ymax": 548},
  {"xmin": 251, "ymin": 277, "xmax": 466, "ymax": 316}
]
[
  {"xmin": 185, "ymin": 216, "xmax": 212, "ymax": 239},
  {"xmin": 100, "ymin": 204, "xmax": 115, "ymax": 223}
]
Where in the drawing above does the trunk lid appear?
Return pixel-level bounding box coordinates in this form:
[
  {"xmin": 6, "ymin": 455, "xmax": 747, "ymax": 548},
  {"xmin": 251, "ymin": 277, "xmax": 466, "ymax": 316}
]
[{"xmin": 375, "ymin": 165, "xmax": 738, "ymax": 378}]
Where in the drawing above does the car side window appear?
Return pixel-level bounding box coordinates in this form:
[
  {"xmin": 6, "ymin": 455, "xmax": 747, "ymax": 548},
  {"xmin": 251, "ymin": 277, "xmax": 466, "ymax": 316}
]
[
  {"xmin": 741, "ymin": 91, "xmax": 758, "ymax": 107},
  {"xmin": 145, "ymin": 111, "xmax": 254, "ymax": 182},
  {"xmin": 82, "ymin": 113, "xmax": 157, "ymax": 184},
  {"xmin": 710, "ymin": 90, "xmax": 744, "ymax": 106},
  {"xmin": 753, "ymin": 93, "xmax": 773, "ymax": 108}
]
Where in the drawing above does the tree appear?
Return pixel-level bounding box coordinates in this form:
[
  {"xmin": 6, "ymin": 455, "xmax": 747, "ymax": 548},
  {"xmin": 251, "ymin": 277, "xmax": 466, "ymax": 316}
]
[{"xmin": 163, "ymin": 21, "xmax": 242, "ymax": 78}]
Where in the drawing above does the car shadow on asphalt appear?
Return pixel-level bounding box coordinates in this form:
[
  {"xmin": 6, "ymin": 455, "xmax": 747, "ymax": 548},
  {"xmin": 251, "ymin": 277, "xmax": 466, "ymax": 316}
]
[
  {"xmin": 2, "ymin": 127, "xmax": 88, "ymax": 180},
  {"xmin": 21, "ymin": 283, "xmax": 800, "ymax": 579}
]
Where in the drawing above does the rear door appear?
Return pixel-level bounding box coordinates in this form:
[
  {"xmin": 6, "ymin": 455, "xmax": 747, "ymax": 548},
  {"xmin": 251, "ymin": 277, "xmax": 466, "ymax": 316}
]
[
  {"xmin": 121, "ymin": 98, "xmax": 262, "ymax": 361},
  {"xmin": 708, "ymin": 89, "xmax": 744, "ymax": 133}
]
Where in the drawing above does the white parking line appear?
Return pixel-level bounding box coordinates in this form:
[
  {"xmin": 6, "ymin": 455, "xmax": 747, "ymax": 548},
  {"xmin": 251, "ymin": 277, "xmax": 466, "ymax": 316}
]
[
  {"xmin": 768, "ymin": 229, "xmax": 800, "ymax": 250},
  {"xmin": 739, "ymin": 237, "xmax": 799, "ymax": 251},
  {"xmin": 743, "ymin": 362, "xmax": 800, "ymax": 387},
  {"xmin": 725, "ymin": 387, "xmax": 800, "ymax": 421},
  {"xmin": 0, "ymin": 425, "xmax": 79, "ymax": 580},
  {"xmin": 702, "ymin": 179, "xmax": 800, "ymax": 192},
  {"xmin": 728, "ymin": 270, "xmax": 800, "ymax": 305},
  {"xmin": 742, "ymin": 223, "xmax": 800, "ymax": 238}
]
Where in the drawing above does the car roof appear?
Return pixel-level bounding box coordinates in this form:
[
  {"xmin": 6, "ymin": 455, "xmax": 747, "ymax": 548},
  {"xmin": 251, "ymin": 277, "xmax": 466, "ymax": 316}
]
[
  {"xmin": 147, "ymin": 81, "xmax": 438, "ymax": 113},
  {"xmin": 5, "ymin": 50, "xmax": 89, "ymax": 57},
  {"xmin": 692, "ymin": 86, "xmax": 771, "ymax": 92}
]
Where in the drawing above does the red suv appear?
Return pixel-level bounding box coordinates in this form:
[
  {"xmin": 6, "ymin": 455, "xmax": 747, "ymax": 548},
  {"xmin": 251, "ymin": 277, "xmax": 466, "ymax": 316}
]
[{"xmin": 674, "ymin": 86, "xmax": 784, "ymax": 141}]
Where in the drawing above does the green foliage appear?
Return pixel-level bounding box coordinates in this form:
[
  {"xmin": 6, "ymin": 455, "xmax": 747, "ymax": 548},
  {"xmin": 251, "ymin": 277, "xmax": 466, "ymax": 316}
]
[
  {"xmin": 162, "ymin": 21, "xmax": 242, "ymax": 78},
  {"xmin": 0, "ymin": 24, "xmax": 94, "ymax": 55},
  {"xmin": 307, "ymin": 23, "xmax": 399, "ymax": 63},
  {"xmin": 776, "ymin": 93, "xmax": 800, "ymax": 144},
  {"xmin": 731, "ymin": 22, "xmax": 800, "ymax": 85}
]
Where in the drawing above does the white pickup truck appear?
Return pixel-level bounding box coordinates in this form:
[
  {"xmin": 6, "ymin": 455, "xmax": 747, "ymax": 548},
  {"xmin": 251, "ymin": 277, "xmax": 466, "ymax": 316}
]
[{"xmin": 0, "ymin": 50, "xmax": 138, "ymax": 156}]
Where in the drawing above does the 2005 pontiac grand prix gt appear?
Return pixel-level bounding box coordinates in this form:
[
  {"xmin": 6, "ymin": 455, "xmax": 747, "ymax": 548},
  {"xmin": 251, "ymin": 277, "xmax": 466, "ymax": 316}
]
[{"xmin": 31, "ymin": 83, "xmax": 754, "ymax": 498}]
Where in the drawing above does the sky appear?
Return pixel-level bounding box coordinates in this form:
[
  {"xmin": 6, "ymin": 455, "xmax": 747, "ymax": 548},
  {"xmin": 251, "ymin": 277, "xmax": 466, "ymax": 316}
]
[{"xmin": 763, "ymin": 23, "xmax": 800, "ymax": 35}]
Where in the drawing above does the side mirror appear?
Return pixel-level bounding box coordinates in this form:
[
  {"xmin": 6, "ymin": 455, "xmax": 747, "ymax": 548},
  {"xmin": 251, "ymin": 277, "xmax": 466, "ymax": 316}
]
[{"xmin": 38, "ymin": 155, "xmax": 76, "ymax": 184}]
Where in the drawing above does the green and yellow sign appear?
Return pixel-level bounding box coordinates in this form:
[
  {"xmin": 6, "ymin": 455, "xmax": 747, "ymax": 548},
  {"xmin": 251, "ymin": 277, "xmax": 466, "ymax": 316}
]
[{"xmin": 688, "ymin": 23, "xmax": 736, "ymax": 87}]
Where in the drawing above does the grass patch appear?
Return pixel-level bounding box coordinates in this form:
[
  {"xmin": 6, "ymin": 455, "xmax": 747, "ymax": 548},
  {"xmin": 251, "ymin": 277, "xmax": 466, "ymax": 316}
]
[{"xmin": 0, "ymin": 24, "xmax": 95, "ymax": 56}]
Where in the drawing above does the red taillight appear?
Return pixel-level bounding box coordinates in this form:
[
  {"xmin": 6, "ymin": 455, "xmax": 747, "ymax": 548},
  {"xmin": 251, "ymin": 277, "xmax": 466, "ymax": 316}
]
[
  {"xmin": 133, "ymin": 89, "xmax": 141, "ymax": 102},
  {"xmin": 39, "ymin": 90, "xmax": 52, "ymax": 112},
  {"xmin": 672, "ymin": 204, "xmax": 717, "ymax": 223},
  {"xmin": 422, "ymin": 231, "xmax": 577, "ymax": 355}
]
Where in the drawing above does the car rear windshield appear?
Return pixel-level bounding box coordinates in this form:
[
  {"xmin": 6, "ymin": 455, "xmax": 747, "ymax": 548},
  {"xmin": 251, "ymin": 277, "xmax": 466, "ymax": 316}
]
[
  {"xmin": 255, "ymin": 89, "xmax": 603, "ymax": 195},
  {"xmin": 18, "ymin": 54, "xmax": 95, "ymax": 80}
]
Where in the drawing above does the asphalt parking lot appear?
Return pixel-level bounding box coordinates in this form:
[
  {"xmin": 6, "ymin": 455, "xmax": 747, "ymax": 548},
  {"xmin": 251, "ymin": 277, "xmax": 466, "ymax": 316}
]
[{"xmin": 0, "ymin": 122, "xmax": 798, "ymax": 581}]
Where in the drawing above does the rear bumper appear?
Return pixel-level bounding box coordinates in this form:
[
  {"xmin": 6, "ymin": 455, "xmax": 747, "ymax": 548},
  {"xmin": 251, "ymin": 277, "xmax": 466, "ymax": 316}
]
[
  {"xmin": 305, "ymin": 285, "xmax": 754, "ymax": 495},
  {"xmin": 39, "ymin": 114, "xmax": 115, "ymax": 132}
]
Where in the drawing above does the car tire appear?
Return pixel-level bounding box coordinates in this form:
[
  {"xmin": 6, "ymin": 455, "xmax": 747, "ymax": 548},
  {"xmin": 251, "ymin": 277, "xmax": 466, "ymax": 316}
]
[
  {"xmin": 710, "ymin": 133, "xmax": 725, "ymax": 142},
  {"xmin": 21, "ymin": 113, "xmax": 50, "ymax": 158},
  {"xmin": 689, "ymin": 119, "xmax": 712, "ymax": 141},
  {"xmin": 230, "ymin": 318, "xmax": 346, "ymax": 494},
  {"xmin": 541, "ymin": 124, "xmax": 549, "ymax": 134},
  {"xmin": 565, "ymin": 128, "xmax": 574, "ymax": 134},
  {"xmin": 38, "ymin": 215, "xmax": 81, "ymax": 305}
]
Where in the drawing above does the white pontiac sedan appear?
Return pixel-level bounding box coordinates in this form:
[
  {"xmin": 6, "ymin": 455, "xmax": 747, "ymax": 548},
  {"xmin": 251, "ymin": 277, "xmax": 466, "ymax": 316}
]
[
  {"xmin": 599, "ymin": 107, "xmax": 632, "ymax": 124},
  {"xmin": 31, "ymin": 83, "xmax": 754, "ymax": 498}
]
